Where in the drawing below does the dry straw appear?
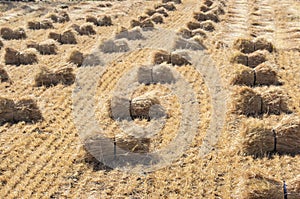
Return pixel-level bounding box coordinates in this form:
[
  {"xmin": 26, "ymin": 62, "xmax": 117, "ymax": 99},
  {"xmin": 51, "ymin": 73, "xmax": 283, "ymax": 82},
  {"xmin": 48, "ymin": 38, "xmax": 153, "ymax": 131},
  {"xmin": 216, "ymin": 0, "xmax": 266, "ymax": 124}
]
[
  {"xmin": 254, "ymin": 62, "xmax": 279, "ymax": 86},
  {"xmin": 152, "ymin": 50, "xmax": 191, "ymax": 66},
  {"xmin": 0, "ymin": 97, "xmax": 42, "ymax": 124},
  {"xmin": 28, "ymin": 19, "xmax": 53, "ymax": 30},
  {"xmin": 27, "ymin": 39, "xmax": 58, "ymax": 55},
  {"xmin": 0, "ymin": 27, "xmax": 26, "ymax": 40},
  {"xmin": 230, "ymin": 64, "xmax": 255, "ymax": 86},
  {"xmin": 4, "ymin": 47, "xmax": 38, "ymax": 65},
  {"xmin": 49, "ymin": 30, "xmax": 77, "ymax": 44},
  {"xmin": 35, "ymin": 67, "xmax": 75, "ymax": 87},
  {"xmin": 47, "ymin": 11, "xmax": 70, "ymax": 23},
  {"xmin": 68, "ymin": 50, "xmax": 84, "ymax": 66},
  {"xmin": 237, "ymin": 173, "xmax": 300, "ymax": 199}
]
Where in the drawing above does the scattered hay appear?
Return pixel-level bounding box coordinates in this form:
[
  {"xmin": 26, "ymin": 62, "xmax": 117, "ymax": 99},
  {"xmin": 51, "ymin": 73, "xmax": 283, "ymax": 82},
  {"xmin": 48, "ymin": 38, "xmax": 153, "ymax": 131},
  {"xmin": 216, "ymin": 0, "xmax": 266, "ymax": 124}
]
[
  {"xmin": 203, "ymin": 0, "xmax": 213, "ymax": 7},
  {"xmin": 150, "ymin": 13, "xmax": 164, "ymax": 24},
  {"xmin": 233, "ymin": 86, "xmax": 262, "ymax": 116},
  {"xmin": 4, "ymin": 47, "xmax": 38, "ymax": 65},
  {"xmin": 0, "ymin": 27, "xmax": 26, "ymax": 40},
  {"xmin": 0, "ymin": 97, "xmax": 42, "ymax": 124},
  {"xmin": 247, "ymin": 50, "xmax": 267, "ymax": 68},
  {"xmin": 254, "ymin": 62, "xmax": 279, "ymax": 85},
  {"xmin": 115, "ymin": 27, "xmax": 144, "ymax": 40},
  {"xmin": 260, "ymin": 87, "xmax": 290, "ymax": 115},
  {"xmin": 0, "ymin": 66, "xmax": 9, "ymax": 83},
  {"xmin": 27, "ymin": 39, "xmax": 58, "ymax": 55},
  {"xmin": 35, "ymin": 67, "xmax": 75, "ymax": 87},
  {"xmin": 238, "ymin": 173, "xmax": 300, "ymax": 199},
  {"xmin": 275, "ymin": 116, "xmax": 300, "ymax": 155},
  {"xmin": 154, "ymin": 2, "xmax": 176, "ymax": 11},
  {"xmin": 99, "ymin": 39, "xmax": 130, "ymax": 53},
  {"xmin": 49, "ymin": 30, "xmax": 77, "ymax": 44},
  {"xmin": 130, "ymin": 92, "xmax": 160, "ymax": 120},
  {"xmin": 48, "ymin": 11, "xmax": 70, "ymax": 23},
  {"xmin": 230, "ymin": 51, "xmax": 248, "ymax": 66},
  {"xmin": 162, "ymin": 0, "xmax": 181, "ymax": 4},
  {"xmin": 187, "ymin": 21, "xmax": 201, "ymax": 30},
  {"xmin": 28, "ymin": 19, "xmax": 53, "ymax": 30},
  {"xmin": 153, "ymin": 50, "xmax": 170, "ymax": 64},
  {"xmin": 231, "ymin": 64, "xmax": 255, "ymax": 86},
  {"xmin": 68, "ymin": 50, "xmax": 84, "ymax": 66},
  {"xmin": 199, "ymin": 20, "xmax": 215, "ymax": 32},
  {"xmin": 233, "ymin": 38, "xmax": 255, "ymax": 54},
  {"xmin": 254, "ymin": 37, "xmax": 274, "ymax": 52}
]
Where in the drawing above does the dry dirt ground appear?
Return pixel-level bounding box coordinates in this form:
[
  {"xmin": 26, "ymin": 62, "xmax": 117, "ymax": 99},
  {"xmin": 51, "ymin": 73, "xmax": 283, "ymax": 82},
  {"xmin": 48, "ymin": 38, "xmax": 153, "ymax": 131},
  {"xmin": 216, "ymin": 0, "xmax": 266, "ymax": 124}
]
[{"xmin": 0, "ymin": 0, "xmax": 300, "ymax": 198}]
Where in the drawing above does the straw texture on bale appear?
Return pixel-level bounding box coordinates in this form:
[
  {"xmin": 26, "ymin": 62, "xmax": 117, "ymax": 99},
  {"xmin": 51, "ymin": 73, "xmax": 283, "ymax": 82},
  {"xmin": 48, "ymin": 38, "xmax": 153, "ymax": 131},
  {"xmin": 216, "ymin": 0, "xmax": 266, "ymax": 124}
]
[
  {"xmin": 0, "ymin": 66, "xmax": 9, "ymax": 82},
  {"xmin": 254, "ymin": 62, "xmax": 279, "ymax": 85},
  {"xmin": 137, "ymin": 65, "xmax": 176, "ymax": 84},
  {"xmin": 28, "ymin": 19, "xmax": 53, "ymax": 30},
  {"xmin": 154, "ymin": 3, "xmax": 176, "ymax": 11},
  {"xmin": 27, "ymin": 39, "xmax": 58, "ymax": 55},
  {"xmin": 99, "ymin": 39, "xmax": 130, "ymax": 53},
  {"xmin": 170, "ymin": 52, "xmax": 191, "ymax": 66},
  {"xmin": 199, "ymin": 20, "xmax": 215, "ymax": 32},
  {"xmin": 200, "ymin": 5, "xmax": 210, "ymax": 12},
  {"xmin": 87, "ymin": 15, "xmax": 112, "ymax": 26},
  {"xmin": 48, "ymin": 12, "xmax": 70, "ymax": 23},
  {"xmin": 145, "ymin": 9, "xmax": 156, "ymax": 16},
  {"xmin": 191, "ymin": 28, "xmax": 207, "ymax": 38},
  {"xmin": 187, "ymin": 21, "xmax": 201, "ymax": 30},
  {"xmin": 0, "ymin": 27, "xmax": 26, "ymax": 40},
  {"xmin": 153, "ymin": 50, "xmax": 171, "ymax": 64},
  {"xmin": 0, "ymin": 97, "xmax": 42, "ymax": 124},
  {"xmin": 231, "ymin": 64, "xmax": 255, "ymax": 86},
  {"xmin": 233, "ymin": 38, "xmax": 255, "ymax": 54},
  {"xmin": 254, "ymin": 37, "xmax": 274, "ymax": 52},
  {"xmin": 203, "ymin": 0, "xmax": 213, "ymax": 7},
  {"xmin": 247, "ymin": 50, "xmax": 267, "ymax": 68},
  {"xmin": 4, "ymin": 47, "xmax": 38, "ymax": 65},
  {"xmin": 73, "ymin": 23, "xmax": 96, "ymax": 35},
  {"xmin": 49, "ymin": 30, "xmax": 77, "ymax": 44},
  {"xmin": 177, "ymin": 27, "xmax": 192, "ymax": 39},
  {"xmin": 260, "ymin": 87, "xmax": 290, "ymax": 115},
  {"xmin": 35, "ymin": 67, "xmax": 75, "ymax": 87},
  {"xmin": 115, "ymin": 27, "xmax": 144, "ymax": 40},
  {"xmin": 233, "ymin": 87, "xmax": 262, "ymax": 116},
  {"xmin": 115, "ymin": 134, "xmax": 151, "ymax": 153},
  {"xmin": 193, "ymin": 12, "xmax": 219, "ymax": 23},
  {"xmin": 237, "ymin": 173, "xmax": 300, "ymax": 199},
  {"xmin": 231, "ymin": 51, "xmax": 248, "ymax": 66},
  {"xmin": 155, "ymin": 7, "xmax": 169, "ymax": 17},
  {"xmin": 0, "ymin": 39, "xmax": 3, "ymax": 49},
  {"xmin": 68, "ymin": 50, "xmax": 84, "ymax": 66},
  {"xmin": 151, "ymin": 14, "xmax": 164, "ymax": 24}
]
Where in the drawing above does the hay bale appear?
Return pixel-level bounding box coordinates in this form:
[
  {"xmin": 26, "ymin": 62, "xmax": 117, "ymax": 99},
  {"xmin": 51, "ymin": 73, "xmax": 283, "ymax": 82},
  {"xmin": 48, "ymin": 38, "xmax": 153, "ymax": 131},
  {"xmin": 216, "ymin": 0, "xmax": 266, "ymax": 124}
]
[
  {"xmin": 137, "ymin": 66, "xmax": 153, "ymax": 85},
  {"xmin": 79, "ymin": 23, "xmax": 96, "ymax": 35},
  {"xmin": 275, "ymin": 116, "xmax": 300, "ymax": 155},
  {"xmin": 211, "ymin": 5, "xmax": 225, "ymax": 15},
  {"xmin": 68, "ymin": 50, "xmax": 84, "ymax": 66},
  {"xmin": 177, "ymin": 27, "xmax": 192, "ymax": 39},
  {"xmin": 203, "ymin": 11, "xmax": 220, "ymax": 23},
  {"xmin": 0, "ymin": 39, "xmax": 3, "ymax": 49},
  {"xmin": 231, "ymin": 64, "xmax": 255, "ymax": 86},
  {"xmin": 254, "ymin": 62, "xmax": 279, "ymax": 85},
  {"xmin": 0, "ymin": 27, "xmax": 26, "ymax": 40},
  {"xmin": 0, "ymin": 97, "xmax": 15, "ymax": 124},
  {"xmin": 38, "ymin": 39, "xmax": 58, "ymax": 55},
  {"xmin": 191, "ymin": 28, "xmax": 207, "ymax": 38},
  {"xmin": 115, "ymin": 133, "xmax": 150, "ymax": 153},
  {"xmin": 150, "ymin": 13, "xmax": 164, "ymax": 24},
  {"xmin": 86, "ymin": 15, "xmax": 98, "ymax": 25},
  {"xmin": 247, "ymin": 51, "xmax": 267, "ymax": 68},
  {"xmin": 35, "ymin": 67, "xmax": 75, "ymax": 87},
  {"xmin": 200, "ymin": 5, "xmax": 210, "ymax": 12},
  {"xmin": 145, "ymin": 9, "xmax": 156, "ymax": 16},
  {"xmin": 254, "ymin": 37, "xmax": 274, "ymax": 52},
  {"xmin": 130, "ymin": 92, "xmax": 161, "ymax": 120},
  {"xmin": 238, "ymin": 173, "xmax": 282, "ymax": 198},
  {"xmin": 203, "ymin": 0, "xmax": 213, "ymax": 7},
  {"xmin": 241, "ymin": 118, "xmax": 275, "ymax": 156},
  {"xmin": 28, "ymin": 21, "xmax": 40, "ymax": 30},
  {"xmin": 60, "ymin": 30, "xmax": 77, "ymax": 44},
  {"xmin": 199, "ymin": 21, "xmax": 215, "ymax": 32},
  {"xmin": 110, "ymin": 96, "xmax": 131, "ymax": 120},
  {"xmin": 162, "ymin": 0, "xmax": 181, "ymax": 4},
  {"xmin": 49, "ymin": 12, "xmax": 70, "ymax": 23},
  {"xmin": 260, "ymin": 87, "xmax": 290, "ymax": 115},
  {"xmin": 233, "ymin": 87, "xmax": 262, "ymax": 116},
  {"xmin": 97, "ymin": 15, "xmax": 112, "ymax": 26},
  {"xmin": 100, "ymin": 39, "xmax": 129, "ymax": 53},
  {"xmin": 138, "ymin": 15, "xmax": 148, "ymax": 22},
  {"xmin": 115, "ymin": 27, "xmax": 144, "ymax": 40},
  {"xmin": 233, "ymin": 38, "xmax": 255, "ymax": 54},
  {"xmin": 173, "ymin": 37, "xmax": 206, "ymax": 50},
  {"xmin": 14, "ymin": 99, "xmax": 42, "ymax": 122},
  {"xmin": 170, "ymin": 52, "xmax": 191, "ymax": 66},
  {"xmin": 230, "ymin": 51, "xmax": 248, "ymax": 66},
  {"xmin": 40, "ymin": 19, "xmax": 54, "ymax": 29},
  {"xmin": 153, "ymin": 50, "xmax": 170, "ymax": 64},
  {"xmin": 155, "ymin": 3, "xmax": 176, "ymax": 11},
  {"xmin": 155, "ymin": 7, "xmax": 169, "ymax": 17},
  {"xmin": 48, "ymin": 32, "xmax": 61, "ymax": 42},
  {"xmin": 140, "ymin": 19, "xmax": 154, "ymax": 29},
  {"xmin": 82, "ymin": 53, "xmax": 102, "ymax": 66},
  {"xmin": 187, "ymin": 21, "xmax": 201, "ymax": 30},
  {"xmin": 130, "ymin": 19, "xmax": 141, "ymax": 28},
  {"xmin": 194, "ymin": 12, "xmax": 207, "ymax": 22},
  {"xmin": 18, "ymin": 48, "xmax": 38, "ymax": 65},
  {"xmin": 0, "ymin": 66, "xmax": 9, "ymax": 83},
  {"xmin": 4, "ymin": 47, "xmax": 20, "ymax": 65},
  {"xmin": 152, "ymin": 64, "xmax": 176, "ymax": 83}
]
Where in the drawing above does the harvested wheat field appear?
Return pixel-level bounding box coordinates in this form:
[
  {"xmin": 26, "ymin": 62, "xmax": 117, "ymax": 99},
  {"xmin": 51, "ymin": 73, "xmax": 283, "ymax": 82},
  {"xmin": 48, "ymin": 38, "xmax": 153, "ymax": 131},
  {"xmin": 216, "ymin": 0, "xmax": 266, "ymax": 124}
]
[{"xmin": 0, "ymin": 0, "xmax": 300, "ymax": 198}]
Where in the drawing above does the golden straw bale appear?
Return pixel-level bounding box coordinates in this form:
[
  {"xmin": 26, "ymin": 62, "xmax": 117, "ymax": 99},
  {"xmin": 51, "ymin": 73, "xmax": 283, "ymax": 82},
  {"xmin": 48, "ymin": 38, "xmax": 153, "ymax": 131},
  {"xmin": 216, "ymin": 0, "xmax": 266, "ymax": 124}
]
[
  {"xmin": 35, "ymin": 67, "xmax": 75, "ymax": 87},
  {"xmin": 247, "ymin": 50, "xmax": 267, "ymax": 68},
  {"xmin": 153, "ymin": 50, "xmax": 171, "ymax": 64},
  {"xmin": 231, "ymin": 51, "xmax": 248, "ymax": 66},
  {"xmin": 0, "ymin": 97, "xmax": 14, "ymax": 124},
  {"xmin": 254, "ymin": 62, "xmax": 279, "ymax": 85},
  {"xmin": 115, "ymin": 133, "xmax": 150, "ymax": 153},
  {"xmin": 0, "ymin": 27, "xmax": 26, "ymax": 40},
  {"xmin": 162, "ymin": 0, "xmax": 181, "ymax": 4},
  {"xmin": 233, "ymin": 38, "xmax": 255, "ymax": 54},
  {"xmin": 150, "ymin": 13, "xmax": 164, "ymax": 24},
  {"xmin": 254, "ymin": 37, "xmax": 274, "ymax": 52},
  {"xmin": 0, "ymin": 66, "xmax": 9, "ymax": 83},
  {"xmin": 68, "ymin": 50, "xmax": 84, "ymax": 66},
  {"xmin": 230, "ymin": 64, "xmax": 255, "ymax": 86},
  {"xmin": 154, "ymin": 2, "xmax": 176, "ymax": 11},
  {"xmin": 14, "ymin": 99, "xmax": 42, "ymax": 122}
]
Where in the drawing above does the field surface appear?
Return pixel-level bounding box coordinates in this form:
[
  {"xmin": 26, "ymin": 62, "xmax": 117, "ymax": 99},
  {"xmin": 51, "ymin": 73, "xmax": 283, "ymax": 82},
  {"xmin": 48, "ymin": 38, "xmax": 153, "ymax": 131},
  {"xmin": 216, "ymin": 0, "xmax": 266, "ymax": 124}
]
[{"xmin": 0, "ymin": 0, "xmax": 300, "ymax": 198}]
